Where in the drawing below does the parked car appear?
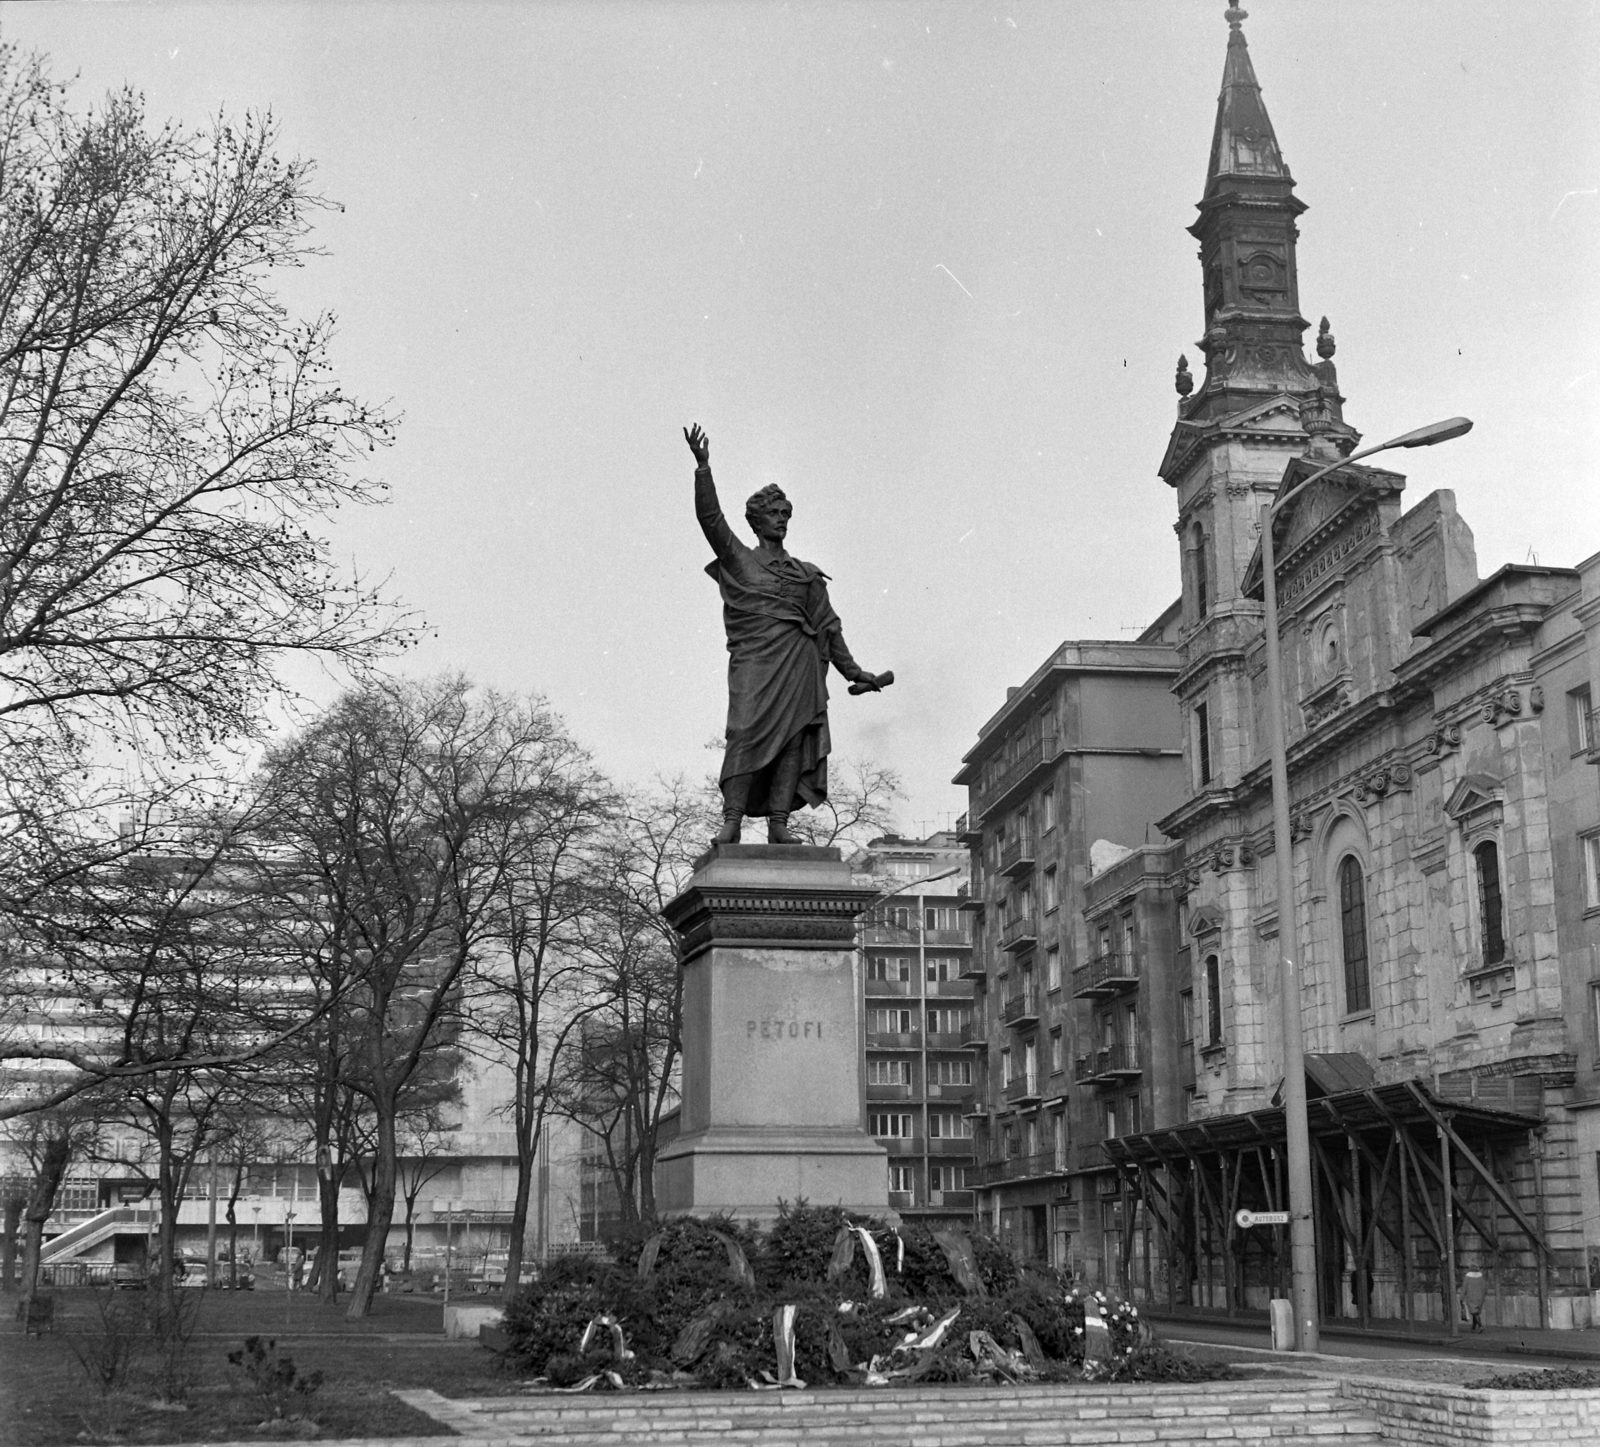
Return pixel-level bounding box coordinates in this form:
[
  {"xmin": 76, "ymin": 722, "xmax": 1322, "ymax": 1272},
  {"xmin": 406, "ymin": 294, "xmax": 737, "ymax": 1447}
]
[
  {"xmin": 172, "ymin": 1255, "xmax": 209, "ymax": 1287},
  {"xmin": 110, "ymin": 1263, "xmax": 149, "ymax": 1290}
]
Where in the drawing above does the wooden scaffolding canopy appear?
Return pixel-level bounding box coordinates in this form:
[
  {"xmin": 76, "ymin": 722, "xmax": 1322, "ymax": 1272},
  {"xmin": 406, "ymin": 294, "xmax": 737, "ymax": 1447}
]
[{"xmin": 1100, "ymin": 1075, "xmax": 1549, "ymax": 1330}]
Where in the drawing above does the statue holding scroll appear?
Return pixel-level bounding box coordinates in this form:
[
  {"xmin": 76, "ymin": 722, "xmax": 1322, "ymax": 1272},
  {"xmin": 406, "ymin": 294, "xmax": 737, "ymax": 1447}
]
[{"xmin": 684, "ymin": 424, "xmax": 891, "ymax": 845}]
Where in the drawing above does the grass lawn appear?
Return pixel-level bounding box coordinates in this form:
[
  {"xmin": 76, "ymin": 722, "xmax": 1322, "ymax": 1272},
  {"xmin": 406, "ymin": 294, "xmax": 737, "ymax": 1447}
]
[{"xmin": 1, "ymin": 1285, "xmax": 522, "ymax": 1444}]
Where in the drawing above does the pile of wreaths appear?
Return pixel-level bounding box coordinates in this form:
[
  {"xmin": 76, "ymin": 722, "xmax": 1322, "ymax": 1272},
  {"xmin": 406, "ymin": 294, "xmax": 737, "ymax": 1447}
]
[{"xmin": 500, "ymin": 1203, "xmax": 1162, "ymax": 1391}]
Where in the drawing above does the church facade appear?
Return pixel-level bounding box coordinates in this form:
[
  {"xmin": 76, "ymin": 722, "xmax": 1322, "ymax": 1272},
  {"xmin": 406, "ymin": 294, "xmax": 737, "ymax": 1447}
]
[{"xmin": 960, "ymin": 7, "xmax": 1600, "ymax": 1329}]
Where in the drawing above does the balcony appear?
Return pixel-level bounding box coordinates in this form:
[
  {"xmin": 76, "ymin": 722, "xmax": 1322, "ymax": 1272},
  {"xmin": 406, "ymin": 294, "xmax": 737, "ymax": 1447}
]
[
  {"xmin": 879, "ymin": 1136, "xmax": 926, "ymax": 1156},
  {"xmin": 958, "ymin": 956, "xmax": 986, "ymax": 981},
  {"xmin": 1003, "ymin": 1073, "xmax": 1042, "ymax": 1105},
  {"xmin": 863, "ymin": 924, "xmax": 918, "ymax": 947},
  {"xmin": 999, "ymin": 914, "xmax": 1038, "ymax": 954},
  {"xmin": 866, "ymin": 1030, "xmax": 917, "ymax": 1050},
  {"xmin": 971, "ymin": 1149, "xmax": 1067, "ymax": 1186},
  {"xmin": 928, "ymin": 1189, "xmax": 974, "ymax": 1210},
  {"xmin": 959, "ymin": 1021, "xmax": 987, "ymax": 1051},
  {"xmin": 865, "ymin": 977, "xmax": 916, "ymax": 998},
  {"xmin": 866, "ymin": 1081, "xmax": 914, "ymax": 1101},
  {"xmin": 925, "ymin": 1136, "xmax": 977, "ymax": 1155},
  {"xmin": 1000, "ymin": 987, "xmax": 1040, "ymax": 1028},
  {"xmin": 926, "ymin": 977, "xmax": 975, "ymax": 998},
  {"xmin": 1071, "ymin": 951, "xmax": 1140, "ymax": 999},
  {"xmin": 977, "ymin": 733, "xmax": 1059, "ymax": 818},
  {"xmin": 888, "ymin": 1189, "xmax": 915, "ymax": 1211},
  {"xmin": 1074, "ymin": 1044, "xmax": 1142, "ymax": 1083},
  {"xmin": 998, "ymin": 833, "xmax": 1036, "ymax": 879},
  {"xmin": 955, "ymin": 884, "xmax": 985, "ymax": 914},
  {"xmin": 925, "ymin": 1031, "xmax": 968, "ymax": 1051},
  {"xmin": 927, "ymin": 1080, "xmax": 976, "ymax": 1101}
]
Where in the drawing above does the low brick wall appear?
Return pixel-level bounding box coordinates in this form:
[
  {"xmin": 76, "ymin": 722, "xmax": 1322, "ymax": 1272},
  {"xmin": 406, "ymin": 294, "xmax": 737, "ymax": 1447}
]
[{"xmin": 1341, "ymin": 1376, "xmax": 1600, "ymax": 1446}]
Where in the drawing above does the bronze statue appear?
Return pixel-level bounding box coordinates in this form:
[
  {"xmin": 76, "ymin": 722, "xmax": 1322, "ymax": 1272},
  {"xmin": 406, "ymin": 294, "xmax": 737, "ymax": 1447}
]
[{"xmin": 685, "ymin": 424, "xmax": 891, "ymax": 845}]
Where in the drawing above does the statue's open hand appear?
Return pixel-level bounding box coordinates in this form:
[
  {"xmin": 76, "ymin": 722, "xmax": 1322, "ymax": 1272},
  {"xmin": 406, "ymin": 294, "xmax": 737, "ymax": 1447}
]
[{"xmin": 684, "ymin": 424, "xmax": 710, "ymax": 467}]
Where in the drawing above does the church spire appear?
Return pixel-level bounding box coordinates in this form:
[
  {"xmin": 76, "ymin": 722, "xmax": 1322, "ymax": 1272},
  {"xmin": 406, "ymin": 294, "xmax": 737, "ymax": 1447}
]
[
  {"xmin": 1183, "ymin": 5, "xmax": 1321, "ymax": 422},
  {"xmin": 1205, "ymin": 6, "xmax": 1290, "ymax": 198}
]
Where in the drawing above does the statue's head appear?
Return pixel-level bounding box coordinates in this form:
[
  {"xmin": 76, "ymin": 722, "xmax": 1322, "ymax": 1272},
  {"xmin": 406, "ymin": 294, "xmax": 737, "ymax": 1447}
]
[{"xmin": 745, "ymin": 483, "xmax": 791, "ymax": 543}]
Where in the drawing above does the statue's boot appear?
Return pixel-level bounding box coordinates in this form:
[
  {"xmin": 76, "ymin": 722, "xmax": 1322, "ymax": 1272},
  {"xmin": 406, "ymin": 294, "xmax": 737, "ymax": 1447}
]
[
  {"xmin": 767, "ymin": 811, "xmax": 801, "ymax": 844},
  {"xmin": 713, "ymin": 774, "xmax": 750, "ymax": 845},
  {"xmin": 766, "ymin": 742, "xmax": 804, "ymax": 844}
]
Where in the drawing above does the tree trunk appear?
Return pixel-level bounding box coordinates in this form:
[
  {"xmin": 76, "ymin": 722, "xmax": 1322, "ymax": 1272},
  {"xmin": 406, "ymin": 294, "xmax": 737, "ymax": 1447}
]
[
  {"xmin": 316, "ymin": 1165, "xmax": 342, "ymax": 1302},
  {"xmin": 18, "ymin": 1132, "xmax": 71, "ymax": 1310},
  {"xmin": 346, "ymin": 1100, "xmax": 397, "ymax": 1319},
  {"xmin": 501, "ymin": 1135, "xmax": 535, "ymax": 1304},
  {"xmin": 3, "ymin": 1193, "xmax": 23, "ymax": 1292}
]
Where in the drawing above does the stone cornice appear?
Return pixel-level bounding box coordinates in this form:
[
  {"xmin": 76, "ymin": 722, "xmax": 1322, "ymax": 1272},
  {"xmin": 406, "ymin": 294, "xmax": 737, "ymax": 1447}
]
[{"xmin": 666, "ymin": 883, "xmax": 877, "ymax": 964}]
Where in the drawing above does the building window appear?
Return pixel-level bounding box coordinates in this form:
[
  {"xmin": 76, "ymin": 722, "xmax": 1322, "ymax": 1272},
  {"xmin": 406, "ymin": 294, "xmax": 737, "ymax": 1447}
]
[
  {"xmin": 1338, "ymin": 855, "xmax": 1372, "ymax": 1014},
  {"xmin": 926, "ymin": 1004, "xmax": 970, "ymax": 1036},
  {"xmin": 1179, "ymin": 988, "xmax": 1195, "ymax": 1044},
  {"xmin": 1121, "ymin": 909, "xmax": 1136, "ymax": 960},
  {"xmin": 1196, "ymin": 701, "xmax": 1212, "ymax": 785},
  {"xmin": 1049, "ymin": 1027, "xmax": 1064, "ymax": 1075},
  {"xmin": 1046, "ymin": 945, "xmax": 1062, "ymax": 991},
  {"xmin": 927, "ymin": 955, "xmax": 960, "ymax": 982},
  {"xmin": 932, "ymin": 1058, "xmax": 972, "ymax": 1086},
  {"xmin": 868, "ymin": 955, "xmax": 910, "ymax": 982},
  {"xmin": 1042, "ymin": 787, "xmax": 1058, "ymax": 832},
  {"xmin": 1204, "ymin": 954, "xmax": 1222, "ymax": 1045},
  {"xmin": 1584, "ymin": 835, "xmax": 1600, "ymax": 911},
  {"xmin": 869, "ymin": 1112, "xmax": 913, "ymax": 1138},
  {"xmin": 930, "ymin": 1164, "xmax": 968, "ymax": 1192},
  {"xmin": 1192, "ymin": 522, "xmax": 1210, "ymax": 618},
  {"xmin": 867, "ymin": 1058, "xmax": 911, "ymax": 1085},
  {"xmin": 926, "ymin": 905, "xmax": 961, "ymax": 933},
  {"xmin": 888, "ymin": 1164, "xmax": 914, "ymax": 1194},
  {"xmin": 1000, "ymin": 1047, "xmax": 1012, "ymax": 1086},
  {"xmin": 1570, "ymin": 686, "xmax": 1594, "ymax": 755},
  {"xmin": 1104, "ymin": 1100, "xmax": 1119, "ymax": 1139},
  {"xmin": 1592, "ymin": 983, "xmax": 1600, "ymax": 1051},
  {"xmin": 1044, "ymin": 867, "xmax": 1059, "ymax": 913},
  {"xmin": 1475, "ymin": 841, "xmax": 1506, "ymax": 964},
  {"xmin": 867, "ymin": 1007, "xmax": 913, "ymax": 1035},
  {"xmin": 1125, "ymin": 1094, "xmax": 1141, "ymax": 1134},
  {"xmin": 1022, "ymin": 1037, "xmax": 1038, "ymax": 1088},
  {"xmin": 929, "ymin": 1110, "xmax": 972, "ymax": 1139}
]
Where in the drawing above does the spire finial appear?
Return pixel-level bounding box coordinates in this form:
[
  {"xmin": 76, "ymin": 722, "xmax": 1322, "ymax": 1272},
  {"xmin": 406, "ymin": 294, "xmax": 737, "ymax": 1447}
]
[
  {"xmin": 1316, "ymin": 316, "xmax": 1336, "ymax": 359},
  {"xmin": 1175, "ymin": 355, "xmax": 1194, "ymax": 397},
  {"xmin": 1225, "ymin": 5, "xmax": 1248, "ymax": 31}
]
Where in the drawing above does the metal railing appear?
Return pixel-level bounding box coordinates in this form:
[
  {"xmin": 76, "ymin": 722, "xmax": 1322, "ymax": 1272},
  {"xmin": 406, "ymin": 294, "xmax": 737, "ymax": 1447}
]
[
  {"xmin": 1071, "ymin": 951, "xmax": 1140, "ymax": 997},
  {"xmin": 978, "ymin": 734, "xmax": 1058, "ymax": 815},
  {"xmin": 971, "ymin": 1149, "xmax": 1067, "ymax": 1186},
  {"xmin": 999, "ymin": 914, "xmax": 1038, "ymax": 952},
  {"xmin": 1003, "ymin": 1073, "xmax": 1041, "ymax": 1103},
  {"xmin": 998, "ymin": 833, "xmax": 1036, "ymax": 877},
  {"xmin": 1000, "ymin": 987, "xmax": 1039, "ymax": 1024}
]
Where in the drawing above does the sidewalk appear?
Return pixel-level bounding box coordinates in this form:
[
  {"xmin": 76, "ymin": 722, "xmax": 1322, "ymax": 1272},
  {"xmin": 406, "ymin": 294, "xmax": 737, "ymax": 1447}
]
[{"xmin": 1145, "ymin": 1305, "xmax": 1600, "ymax": 1365}]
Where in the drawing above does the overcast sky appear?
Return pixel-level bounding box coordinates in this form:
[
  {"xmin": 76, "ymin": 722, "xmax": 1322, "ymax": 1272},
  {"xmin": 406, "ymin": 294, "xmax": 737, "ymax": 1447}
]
[{"xmin": 16, "ymin": 2, "xmax": 1598, "ymax": 832}]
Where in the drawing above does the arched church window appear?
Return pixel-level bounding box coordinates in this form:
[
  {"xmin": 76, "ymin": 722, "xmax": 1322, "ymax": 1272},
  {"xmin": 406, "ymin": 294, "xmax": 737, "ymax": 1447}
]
[
  {"xmin": 1204, "ymin": 953, "xmax": 1222, "ymax": 1045},
  {"xmin": 1192, "ymin": 524, "xmax": 1210, "ymax": 618},
  {"xmin": 1475, "ymin": 842, "xmax": 1506, "ymax": 964},
  {"xmin": 1338, "ymin": 855, "xmax": 1371, "ymax": 1014}
]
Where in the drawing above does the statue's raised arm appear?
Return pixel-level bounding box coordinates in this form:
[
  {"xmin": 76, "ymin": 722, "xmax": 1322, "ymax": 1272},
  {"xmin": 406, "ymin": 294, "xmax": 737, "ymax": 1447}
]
[{"xmin": 684, "ymin": 423, "xmax": 892, "ymax": 847}]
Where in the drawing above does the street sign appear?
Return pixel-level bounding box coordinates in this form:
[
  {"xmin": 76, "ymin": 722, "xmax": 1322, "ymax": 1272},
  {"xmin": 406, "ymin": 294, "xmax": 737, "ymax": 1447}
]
[{"xmin": 1235, "ymin": 1209, "xmax": 1291, "ymax": 1228}]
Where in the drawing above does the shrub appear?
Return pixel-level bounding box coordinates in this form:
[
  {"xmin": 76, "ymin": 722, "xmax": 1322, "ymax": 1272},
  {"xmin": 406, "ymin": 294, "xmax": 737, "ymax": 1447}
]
[
  {"xmin": 226, "ymin": 1336, "xmax": 326, "ymax": 1418},
  {"xmin": 1468, "ymin": 1367, "xmax": 1600, "ymax": 1391}
]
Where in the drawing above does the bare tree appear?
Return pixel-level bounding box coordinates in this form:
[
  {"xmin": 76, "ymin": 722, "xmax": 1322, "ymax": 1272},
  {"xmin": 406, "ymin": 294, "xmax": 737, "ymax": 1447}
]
[
  {"xmin": 257, "ymin": 675, "xmax": 583, "ymax": 1318},
  {"xmin": 468, "ymin": 736, "xmax": 613, "ymax": 1300},
  {"xmin": 0, "ymin": 39, "xmax": 406, "ymax": 764}
]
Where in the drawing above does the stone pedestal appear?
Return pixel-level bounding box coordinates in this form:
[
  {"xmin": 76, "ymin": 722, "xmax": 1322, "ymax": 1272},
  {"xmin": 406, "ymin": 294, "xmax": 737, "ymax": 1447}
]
[{"xmin": 656, "ymin": 843, "xmax": 888, "ymax": 1222}]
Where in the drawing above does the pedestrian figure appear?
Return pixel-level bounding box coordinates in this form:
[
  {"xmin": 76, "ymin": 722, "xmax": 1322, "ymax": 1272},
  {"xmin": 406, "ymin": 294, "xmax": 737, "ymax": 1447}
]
[{"xmin": 1461, "ymin": 1269, "xmax": 1488, "ymax": 1331}]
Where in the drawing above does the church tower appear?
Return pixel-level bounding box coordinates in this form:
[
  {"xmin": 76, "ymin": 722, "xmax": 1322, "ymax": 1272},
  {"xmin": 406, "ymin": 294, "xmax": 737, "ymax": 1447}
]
[{"xmin": 1159, "ymin": 4, "xmax": 1359, "ymax": 804}]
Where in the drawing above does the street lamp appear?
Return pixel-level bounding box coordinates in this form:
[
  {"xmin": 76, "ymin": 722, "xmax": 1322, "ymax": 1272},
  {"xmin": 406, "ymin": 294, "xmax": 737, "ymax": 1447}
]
[{"xmin": 1259, "ymin": 417, "xmax": 1472, "ymax": 1353}]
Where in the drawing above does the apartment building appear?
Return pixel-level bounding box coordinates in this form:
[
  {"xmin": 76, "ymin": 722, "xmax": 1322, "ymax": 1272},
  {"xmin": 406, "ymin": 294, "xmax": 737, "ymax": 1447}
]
[
  {"xmin": 951, "ymin": 636, "xmax": 1185, "ymax": 1269},
  {"xmin": 853, "ymin": 831, "xmax": 979, "ymax": 1224}
]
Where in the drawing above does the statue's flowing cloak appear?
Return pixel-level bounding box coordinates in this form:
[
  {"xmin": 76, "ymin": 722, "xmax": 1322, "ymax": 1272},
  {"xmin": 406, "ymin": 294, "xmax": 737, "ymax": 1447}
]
[{"xmin": 696, "ymin": 468, "xmax": 861, "ymax": 816}]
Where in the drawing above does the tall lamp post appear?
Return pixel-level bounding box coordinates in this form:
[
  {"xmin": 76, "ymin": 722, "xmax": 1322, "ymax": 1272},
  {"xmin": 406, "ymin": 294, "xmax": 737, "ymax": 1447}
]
[{"xmin": 1261, "ymin": 416, "xmax": 1472, "ymax": 1353}]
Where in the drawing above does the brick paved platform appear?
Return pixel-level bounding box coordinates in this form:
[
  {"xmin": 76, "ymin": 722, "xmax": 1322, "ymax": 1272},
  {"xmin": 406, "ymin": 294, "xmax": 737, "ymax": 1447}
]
[{"xmin": 391, "ymin": 1376, "xmax": 1386, "ymax": 1446}]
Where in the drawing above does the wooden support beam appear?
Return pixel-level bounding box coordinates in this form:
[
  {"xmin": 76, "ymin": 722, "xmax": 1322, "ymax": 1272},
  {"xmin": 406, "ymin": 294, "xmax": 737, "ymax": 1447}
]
[{"xmin": 1404, "ymin": 1083, "xmax": 1550, "ymax": 1260}]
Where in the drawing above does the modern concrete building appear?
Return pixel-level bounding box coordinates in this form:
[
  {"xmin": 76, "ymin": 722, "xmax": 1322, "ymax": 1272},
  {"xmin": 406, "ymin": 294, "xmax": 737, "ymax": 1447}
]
[{"xmin": 852, "ymin": 831, "xmax": 979, "ymax": 1224}]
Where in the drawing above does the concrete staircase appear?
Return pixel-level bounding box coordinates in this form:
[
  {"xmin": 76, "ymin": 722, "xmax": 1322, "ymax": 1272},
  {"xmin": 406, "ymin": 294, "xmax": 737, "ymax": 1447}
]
[
  {"xmin": 40, "ymin": 1206, "xmax": 155, "ymax": 1262},
  {"xmin": 395, "ymin": 1376, "xmax": 1387, "ymax": 1446}
]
